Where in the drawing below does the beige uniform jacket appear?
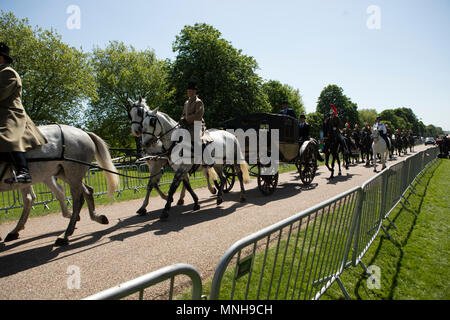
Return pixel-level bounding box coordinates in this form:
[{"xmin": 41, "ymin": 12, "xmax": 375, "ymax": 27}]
[
  {"xmin": 181, "ymin": 96, "xmax": 212, "ymax": 143},
  {"xmin": 0, "ymin": 64, "xmax": 47, "ymax": 152}
]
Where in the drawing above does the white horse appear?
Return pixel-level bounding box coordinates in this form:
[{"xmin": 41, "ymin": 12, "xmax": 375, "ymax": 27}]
[
  {"xmin": 371, "ymin": 128, "xmax": 390, "ymax": 172},
  {"xmin": 128, "ymin": 98, "xmax": 217, "ymax": 216},
  {"xmin": 0, "ymin": 124, "xmax": 119, "ymax": 246},
  {"xmin": 141, "ymin": 108, "xmax": 250, "ymax": 220}
]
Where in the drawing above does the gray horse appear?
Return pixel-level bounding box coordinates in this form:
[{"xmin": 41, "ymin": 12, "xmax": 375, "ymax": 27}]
[
  {"xmin": 141, "ymin": 108, "xmax": 250, "ymax": 220},
  {"xmin": 128, "ymin": 98, "xmax": 217, "ymax": 216},
  {"xmin": 0, "ymin": 124, "xmax": 119, "ymax": 246}
]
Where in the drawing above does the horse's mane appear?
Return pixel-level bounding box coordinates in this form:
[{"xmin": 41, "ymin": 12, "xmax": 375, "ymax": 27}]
[{"xmin": 141, "ymin": 101, "xmax": 178, "ymax": 128}]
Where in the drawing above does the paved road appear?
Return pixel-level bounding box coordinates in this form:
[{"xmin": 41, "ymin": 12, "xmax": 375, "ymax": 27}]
[{"xmin": 0, "ymin": 145, "xmax": 430, "ymax": 299}]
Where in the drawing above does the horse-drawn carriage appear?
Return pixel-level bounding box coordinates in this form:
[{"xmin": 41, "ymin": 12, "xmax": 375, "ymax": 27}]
[{"xmin": 220, "ymin": 113, "xmax": 320, "ymax": 195}]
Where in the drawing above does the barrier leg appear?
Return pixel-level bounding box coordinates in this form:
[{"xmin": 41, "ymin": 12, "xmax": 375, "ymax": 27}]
[
  {"xmin": 336, "ymin": 277, "xmax": 351, "ymax": 300},
  {"xmin": 381, "ymin": 225, "xmax": 393, "ymax": 240},
  {"xmin": 385, "ymin": 216, "xmax": 397, "ymax": 229}
]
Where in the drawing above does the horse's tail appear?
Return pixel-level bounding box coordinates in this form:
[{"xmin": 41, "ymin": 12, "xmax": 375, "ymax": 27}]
[
  {"xmin": 239, "ymin": 161, "xmax": 251, "ymax": 184},
  {"xmin": 87, "ymin": 132, "xmax": 119, "ymax": 199}
]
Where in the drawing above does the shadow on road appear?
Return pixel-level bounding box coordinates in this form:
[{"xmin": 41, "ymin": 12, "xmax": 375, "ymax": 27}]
[{"xmin": 0, "ymin": 177, "xmax": 318, "ymax": 277}]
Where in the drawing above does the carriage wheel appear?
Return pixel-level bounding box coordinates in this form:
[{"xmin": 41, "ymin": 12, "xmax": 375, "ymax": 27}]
[
  {"xmin": 297, "ymin": 158, "xmax": 317, "ymax": 185},
  {"xmin": 214, "ymin": 164, "xmax": 236, "ymax": 193},
  {"xmin": 257, "ymin": 165, "xmax": 278, "ymax": 195}
]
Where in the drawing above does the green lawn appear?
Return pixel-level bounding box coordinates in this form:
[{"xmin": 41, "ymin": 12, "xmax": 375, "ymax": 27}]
[
  {"xmin": 323, "ymin": 158, "xmax": 449, "ymax": 300},
  {"xmin": 183, "ymin": 158, "xmax": 448, "ymax": 300}
]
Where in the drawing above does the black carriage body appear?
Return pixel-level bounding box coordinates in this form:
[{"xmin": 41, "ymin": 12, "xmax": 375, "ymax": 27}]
[{"xmin": 222, "ymin": 113, "xmax": 301, "ymax": 163}]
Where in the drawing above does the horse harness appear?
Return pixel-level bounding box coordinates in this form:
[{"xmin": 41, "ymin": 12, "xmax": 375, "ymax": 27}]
[{"xmin": 0, "ymin": 123, "xmax": 164, "ymax": 183}]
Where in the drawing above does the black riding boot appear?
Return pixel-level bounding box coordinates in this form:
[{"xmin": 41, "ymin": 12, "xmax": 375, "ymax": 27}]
[{"xmin": 5, "ymin": 152, "xmax": 32, "ymax": 184}]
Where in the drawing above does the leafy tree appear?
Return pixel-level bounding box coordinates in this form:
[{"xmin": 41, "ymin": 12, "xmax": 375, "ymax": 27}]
[
  {"xmin": 170, "ymin": 23, "xmax": 271, "ymax": 127},
  {"xmin": 262, "ymin": 80, "xmax": 305, "ymax": 117},
  {"xmin": 0, "ymin": 11, "xmax": 96, "ymax": 126},
  {"xmin": 358, "ymin": 109, "xmax": 378, "ymax": 126},
  {"xmin": 316, "ymin": 84, "xmax": 359, "ymax": 127},
  {"xmin": 86, "ymin": 41, "xmax": 174, "ymax": 150},
  {"xmin": 306, "ymin": 111, "xmax": 324, "ymax": 139}
]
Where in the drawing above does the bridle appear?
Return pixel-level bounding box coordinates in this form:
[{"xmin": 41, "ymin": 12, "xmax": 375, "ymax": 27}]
[
  {"xmin": 129, "ymin": 104, "xmax": 147, "ymax": 129},
  {"xmin": 141, "ymin": 113, "xmax": 181, "ymax": 155}
]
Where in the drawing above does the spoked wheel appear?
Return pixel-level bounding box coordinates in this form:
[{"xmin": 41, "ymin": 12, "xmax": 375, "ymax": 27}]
[
  {"xmin": 214, "ymin": 164, "xmax": 236, "ymax": 193},
  {"xmin": 257, "ymin": 165, "xmax": 278, "ymax": 195},
  {"xmin": 296, "ymin": 157, "xmax": 317, "ymax": 185}
]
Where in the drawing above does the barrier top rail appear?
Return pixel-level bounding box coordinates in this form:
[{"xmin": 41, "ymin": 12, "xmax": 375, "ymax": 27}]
[
  {"xmin": 84, "ymin": 263, "xmax": 202, "ymax": 300},
  {"xmin": 209, "ymin": 185, "xmax": 361, "ymax": 300}
]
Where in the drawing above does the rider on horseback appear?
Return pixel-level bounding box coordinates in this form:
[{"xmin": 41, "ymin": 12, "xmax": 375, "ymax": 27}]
[
  {"xmin": 323, "ymin": 104, "xmax": 350, "ymax": 155},
  {"xmin": 0, "ymin": 43, "xmax": 47, "ymax": 184},
  {"xmin": 179, "ymin": 81, "xmax": 213, "ymax": 147},
  {"xmin": 353, "ymin": 123, "xmax": 361, "ymax": 139},
  {"xmin": 373, "ymin": 116, "xmax": 391, "ymax": 151}
]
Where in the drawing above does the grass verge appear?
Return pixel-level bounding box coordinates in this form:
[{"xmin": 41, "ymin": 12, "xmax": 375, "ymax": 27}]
[{"xmin": 178, "ymin": 158, "xmax": 448, "ymax": 300}]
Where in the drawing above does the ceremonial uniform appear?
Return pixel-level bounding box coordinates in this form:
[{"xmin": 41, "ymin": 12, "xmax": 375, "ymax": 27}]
[
  {"xmin": 373, "ymin": 120, "xmax": 390, "ymax": 150},
  {"xmin": 180, "ymin": 91, "xmax": 213, "ymax": 145},
  {"xmin": 0, "ymin": 43, "xmax": 47, "ymax": 183}
]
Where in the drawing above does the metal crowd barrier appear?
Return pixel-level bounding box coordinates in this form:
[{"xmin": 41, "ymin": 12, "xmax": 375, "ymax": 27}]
[
  {"xmin": 209, "ymin": 187, "xmax": 361, "ymax": 300},
  {"xmin": 83, "ymin": 263, "xmax": 203, "ymax": 300},
  {"xmin": 2, "ymin": 147, "xmax": 440, "ymax": 300},
  {"xmin": 0, "ymin": 160, "xmax": 208, "ymax": 214}
]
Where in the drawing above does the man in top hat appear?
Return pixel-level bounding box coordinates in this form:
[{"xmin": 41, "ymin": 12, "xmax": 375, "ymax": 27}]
[
  {"xmin": 0, "ymin": 42, "xmax": 47, "ymax": 183},
  {"xmin": 373, "ymin": 116, "xmax": 390, "ymax": 151},
  {"xmin": 179, "ymin": 81, "xmax": 213, "ymax": 146},
  {"xmin": 298, "ymin": 114, "xmax": 310, "ymax": 146},
  {"xmin": 279, "ymin": 101, "xmax": 297, "ymax": 119}
]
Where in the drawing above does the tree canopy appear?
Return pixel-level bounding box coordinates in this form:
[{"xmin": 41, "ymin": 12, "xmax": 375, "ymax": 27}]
[
  {"xmin": 0, "ymin": 11, "xmax": 96, "ymax": 126},
  {"xmin": 1, "ymin": 11, "xmax": 445, "ymax": 149},
  {"xmin": 170, "ymin": 23, "xmax": 271, "ymax": 127},
  {"xmin": 86, "ymin": 41, "xmax": 173, "ymax": 150},
  {"xmin": 316, "ymin": 84, "xmax": 359, "ymax": 127},
  {"xmin": 262, "ymin": 80, "xmax": 305, "ymax": 117}
]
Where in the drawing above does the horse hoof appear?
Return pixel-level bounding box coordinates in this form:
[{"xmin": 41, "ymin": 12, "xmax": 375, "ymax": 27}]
[
  {"xmin": 339, "ymin": 172, "xmax": 342, "ymax": 176},
  {"xmin": 240, "ymin": 197, "xmax": 246, "ymax": 203},
  {"xmin": 193, "ymin": 204, "xmax": 200, "ymax": 211},
  {"xmin": 177, "ymin": 200, "xmax": 184, "ymax": 206},
  {"xmin": 54, "ymin": 238, "xmax": 69, "ymax": 247},
  {"xmin": 4, "ymin": 232, "xmax": 19, "ymax": 242},
  {"xmin": 160, "ymin": 211, "xmax": 169, "ymax": 221},
  {"xmin": 211, "ymin": 188, "xmax": 217, "ymax": 195},
  {"xmin": 217, "ymin": 198, "xmax": 223, "ymax": 206},
  {"xmin": 136, "ymin": 208, "xmax": 147, "ymax": 216},
  {"xmin": 100, "ymin": 215, "xmax": 109, "ymax": 225}
]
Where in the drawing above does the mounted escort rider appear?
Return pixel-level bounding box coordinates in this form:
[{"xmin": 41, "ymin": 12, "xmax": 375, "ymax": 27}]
[
  {"xmin": 373, "ymin": 116, "xmax": 391, "ymax": 151},
  {"xmin": 0, "ymin": 43, "xmax": 47, "ymax": 184},
  {"xmin": 323, "ymin": 104, "xmax": 350, "ymax": 155}
]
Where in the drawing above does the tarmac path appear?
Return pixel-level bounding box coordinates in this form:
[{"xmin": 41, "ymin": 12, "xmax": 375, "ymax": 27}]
[{"xmin": 0, "ymin": 145, "xmax": 430, "ymax": 299}]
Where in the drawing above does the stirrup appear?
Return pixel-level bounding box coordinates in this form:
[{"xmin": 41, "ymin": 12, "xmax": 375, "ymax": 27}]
[{"xmin": 4, "ymin": 170, "xmax": 32, "ymax": 184}]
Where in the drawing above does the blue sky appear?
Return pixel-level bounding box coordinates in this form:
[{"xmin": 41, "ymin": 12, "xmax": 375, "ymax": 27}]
[{"xmin": 2, "ymin": 0, "xmax": 449, "ymax": 130}]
